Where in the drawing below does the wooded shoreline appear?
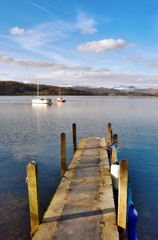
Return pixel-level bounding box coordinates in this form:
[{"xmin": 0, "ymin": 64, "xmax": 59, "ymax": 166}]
[{"xmin": 1, "ymin": 80, "xmax": 158, "ymax": 96}]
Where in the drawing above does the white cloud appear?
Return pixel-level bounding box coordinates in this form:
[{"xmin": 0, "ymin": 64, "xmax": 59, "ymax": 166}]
[
  {"xmin": 0, "ymin": 53, "xmax": 110, "ymax": 72},
  {"xmin": 9, "ymin": 27, "xmax": 34, "ymax": 35},
  {"xmin": 81, "ymin": 27, "xmax": 98, "ymax": 34},
  {"xmin": 78, "ymin": 39, "xmax": 134, "ymax": 53},
  {"xmin": 1, "ymin": 64, "xmax": 158, "ymax": 88},
  {"xmin": 26, "ymin": 30, "xmax": 34, "ymax": 35},
  {"xmin": 146, "ymin": 59, "xmax": 158, "ymax": 67},
  {"xmin": 91, "ymin": 68, "xmax": 110, "ymax": 72},
  {"xmin": 76, "ymin": 12, "xmax": 98, "ymax": 35},
  {"xmin": 7, "ymin": 21, "xmax": 76, "ymax": 64},
  {"xmin": 0, "ymin": 71, "xmax": 9, "ymax": 77},
  {"xmin": 10, "ymin": 27, "xmax": 24, "ymax": 35},
  {"xmin": 127, "ymin": 56, "xmax": 142, "ymax": 61},
  {"xmin": 42, "ymin": 71, "xmax": 158, "ymax": 88},
  {"xmin": 26, "ymin": 71, "xmax": 158, "ymax": 88}
]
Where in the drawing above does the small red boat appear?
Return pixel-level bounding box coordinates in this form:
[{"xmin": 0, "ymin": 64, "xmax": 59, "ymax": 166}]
[{"xmin": 57, "ymin": 97, "xmax": 66, "ymax": 103}]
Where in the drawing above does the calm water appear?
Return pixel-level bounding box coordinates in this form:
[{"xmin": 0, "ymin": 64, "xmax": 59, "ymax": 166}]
[{"xmin": 0, "ymin": 96, "xmax": 158, "ymax": 240}]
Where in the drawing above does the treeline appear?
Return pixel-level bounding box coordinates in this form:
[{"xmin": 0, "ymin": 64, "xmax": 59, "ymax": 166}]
[
  {"xmin": 0, "ymin": 81, "xmax": 157, "ymax": 96},
  {"xmin": 0, "ymin": 81, "xmax": 91, "ymax": 96}
]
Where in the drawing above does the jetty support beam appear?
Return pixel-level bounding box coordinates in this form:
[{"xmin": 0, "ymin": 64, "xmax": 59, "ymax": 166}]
[
  {"xmin": 60, "ymin": 133, "xmax": 66, "ymax": 176},
  {"xmin": 107, "ymin": 122, "xmax": 112, "ymax": 151},
  {"xmin": 27, "ymin": 161, "xmax": 40, "ymax": 237},
  {"xmin": 72, "ymin": 123, "xmax": 77, "ymax": 154}
]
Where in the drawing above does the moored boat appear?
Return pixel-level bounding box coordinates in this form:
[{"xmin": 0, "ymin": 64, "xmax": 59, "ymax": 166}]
[
  {"xmin": 57, "ymin": 86, "xmax": 66, "ymax": 103},
  {"xmin": 32, "ymin": 77, "xmax": 52, "ymax": 105},
  {"xmin": 32, "ymin": 98, "xmax": 52, "ymax": 104},
  {"xmin": 57, "ymin": 97, "xmax": 66, "ymax": 103}
]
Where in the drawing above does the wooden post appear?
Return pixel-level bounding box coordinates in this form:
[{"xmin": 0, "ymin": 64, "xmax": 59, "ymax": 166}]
[
  {"xmin": 118, "ymin": 159, "xmax": 128, "ymax": 240},
  {"xmin": 60, "ymin": 133, "xmax": 66, "ymax": 176},
  {"xmin": 27, "ymin": 161, "xmax": 40, "ymax": 236},
  {"xmin": 72, "ymin": 123, "xmax": 77, "ymax": 154},
  {"xmin": 111, "ymin": 134, "xmax": 118, "ymax": 165},
  {"xmin": 106, "ymin": 122, "xmax": 111, "ymax": 151}
]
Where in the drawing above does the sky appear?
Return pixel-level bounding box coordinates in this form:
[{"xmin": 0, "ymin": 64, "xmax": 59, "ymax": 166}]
[{"xmin": 0, "ymin": 0, "xmax": 158, "ymax": 88}]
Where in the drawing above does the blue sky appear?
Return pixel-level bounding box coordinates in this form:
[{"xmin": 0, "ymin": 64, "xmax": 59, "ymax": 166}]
[{"xmin": 0, "ymin": 0, "xmax": 158, "ymax": 88}]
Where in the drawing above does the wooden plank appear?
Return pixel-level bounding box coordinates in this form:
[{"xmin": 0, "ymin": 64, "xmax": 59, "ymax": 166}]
[
  {"xmin": 33, "ymin": 138, "xmax": 118, "ymax": 240},
  {"xmin": 118, "ymin": 159, "xmax": 128, "ymax": 240}
]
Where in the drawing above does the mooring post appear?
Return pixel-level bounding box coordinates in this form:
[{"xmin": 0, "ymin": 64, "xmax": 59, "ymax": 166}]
[
  {"xmin": 60, "ymin": 132, "xmax": 66, "ymax": 176},
  {"xmin": 118, "ymin": 159, "xmax": 128, "ymax": 240},
  {"xmin": 27, "ymin": 161, "xmax": 40, "ymax": 237},
  {"xmin": 72, "ymin": 123, "xmax": 77, "ymax": 154},
  {"xmin": 106, "ymin": 122, "xmax": 111, "ymax": 151},
  {"xmin": 111, "ymin": 134, "xmax": 118, "ymax": 165}
]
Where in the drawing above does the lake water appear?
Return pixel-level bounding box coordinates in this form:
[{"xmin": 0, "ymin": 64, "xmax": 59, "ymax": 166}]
[{"xmin": 0, "ymin": 96, "xmax": 158, "ymax": 240}]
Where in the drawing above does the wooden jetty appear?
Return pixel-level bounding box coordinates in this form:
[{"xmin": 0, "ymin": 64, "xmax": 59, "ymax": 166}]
[{"xmin": 27, "ymin": 123, "xmax": 129, "ymax": 240}]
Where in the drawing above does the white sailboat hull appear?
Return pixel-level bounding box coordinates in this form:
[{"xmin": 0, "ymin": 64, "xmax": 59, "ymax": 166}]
[{"xmin": 32, "ymin": 98, "xmax": 52, "ymax": 104}]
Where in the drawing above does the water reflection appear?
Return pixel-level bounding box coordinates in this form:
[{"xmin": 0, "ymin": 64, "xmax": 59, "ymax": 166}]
[
  {"xmin": 32, "ymin": 104, "xmax": 52, "ymax": 109},
  {"xmin": 0, "ymin": 96, "xmax": 158, "ymax": 239},
  {"xmin": 32, "ymin": 104, "xmax": 52, "ymax": 133}
]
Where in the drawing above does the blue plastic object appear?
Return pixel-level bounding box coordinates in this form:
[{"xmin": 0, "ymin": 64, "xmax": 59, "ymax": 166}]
[
  {"xmin": 128, "ymin": 202, "xmax": 138, "ymax": 240},
  {"xmin": 110, "ymin": 144, "xmax": 113, "ymax": 153},
  {"xmin": 113, "ymin": 143, "xmax": 118, "ymax": 161}
]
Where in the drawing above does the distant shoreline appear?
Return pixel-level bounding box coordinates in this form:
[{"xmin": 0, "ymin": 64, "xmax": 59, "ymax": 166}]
[{"xmin": 0, "ymin": 80, "xmax": 158, "ymax": 97}]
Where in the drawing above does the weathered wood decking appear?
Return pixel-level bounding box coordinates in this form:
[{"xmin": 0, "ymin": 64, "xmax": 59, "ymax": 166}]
[{"xmin": 33, "ymin": 138, "xmax": 118, "ymax": 240}]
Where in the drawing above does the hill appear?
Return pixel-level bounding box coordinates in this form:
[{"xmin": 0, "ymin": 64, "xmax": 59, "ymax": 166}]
[
  {"xmin": 0, "ymin": 81, "xmax": 91, "ymax": 96},
  {"xmin": 0, "ymin": 81, "xmax": 158, "ymax": 96}
]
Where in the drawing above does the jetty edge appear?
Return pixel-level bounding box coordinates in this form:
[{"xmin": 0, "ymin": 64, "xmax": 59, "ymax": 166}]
[{"xmin": 26, "ymin": 123, "xmax": 138, "ymax": 239}]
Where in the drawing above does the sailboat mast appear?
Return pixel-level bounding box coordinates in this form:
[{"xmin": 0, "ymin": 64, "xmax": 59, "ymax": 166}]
[{"xmin": 37, "ymin": 77, "xmax": 39, "ymax": 98}]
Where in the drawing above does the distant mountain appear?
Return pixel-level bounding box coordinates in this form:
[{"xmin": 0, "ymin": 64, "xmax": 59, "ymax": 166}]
[
  {"xmin": 0, "ymin": 81, "xmax": 158, "ymax": 96},
  {"xmin": 113, "ymin": 85, "xmax": 136, "ymax": 91},
  {"xmin": 113, "ymin": 85, "xmax": 158, "ymax": 95},
  {"xmin": 73, "ymin": 85, "xmax": 158, "ymax": 96}
]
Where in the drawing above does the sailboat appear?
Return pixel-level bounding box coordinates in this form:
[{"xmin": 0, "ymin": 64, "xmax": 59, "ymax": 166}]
[
  {"xmin": 57, "ymin": 86, "xmax": 66, "ymax": 103},
  {"xmin": 32, "ymin": 78, "xmax": 52, "ymax": 104}
]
